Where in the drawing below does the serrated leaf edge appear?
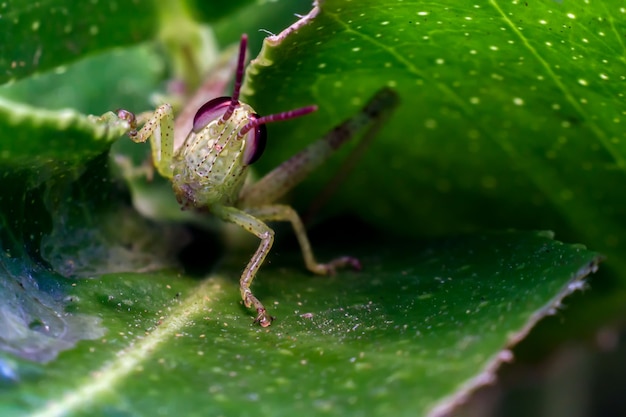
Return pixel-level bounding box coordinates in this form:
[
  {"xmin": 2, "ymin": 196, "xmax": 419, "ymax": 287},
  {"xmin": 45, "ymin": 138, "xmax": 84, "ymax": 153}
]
[{"xmin": 427, "ymin": 255, "xmax": 601, "ymax": 417}]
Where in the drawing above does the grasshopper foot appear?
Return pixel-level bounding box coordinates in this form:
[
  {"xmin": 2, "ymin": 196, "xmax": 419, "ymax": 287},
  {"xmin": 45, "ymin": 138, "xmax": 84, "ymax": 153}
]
[
  {"xmin": 243, "ymin": 291, "xmax": 275, "ymax": 327},
  {"xmin": 254, "ymin": 308, "xmax": 275, "ymax": 327}
]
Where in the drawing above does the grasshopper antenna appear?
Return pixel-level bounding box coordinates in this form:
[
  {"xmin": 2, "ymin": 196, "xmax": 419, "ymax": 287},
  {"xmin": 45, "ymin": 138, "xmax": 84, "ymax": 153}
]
[
  {"xmin": 221, "ymin": 33, "xmax": 318, "ymax": 133},
  {"xmin": 221, "ymin": 34, "xmax": 248, "ymax": 122},
  {"xmin": 239, "ymin": 105, "xmax": 317, "ymax": 137}
]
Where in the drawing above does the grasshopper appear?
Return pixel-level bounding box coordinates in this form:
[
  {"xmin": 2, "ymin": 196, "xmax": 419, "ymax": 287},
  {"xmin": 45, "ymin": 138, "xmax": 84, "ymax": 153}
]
[{"xmin": 111, "ymin": 34, "xmax": 398, "ymax": 326}]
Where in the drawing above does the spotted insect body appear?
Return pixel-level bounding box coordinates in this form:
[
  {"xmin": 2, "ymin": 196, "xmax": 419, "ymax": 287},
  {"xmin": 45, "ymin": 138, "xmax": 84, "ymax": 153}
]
[
  {"xmin": 173, "ymin": 104, "xmax": 256, "ymax": 208},
  {"xmin": 108, "ymin": 34, "xmax": 399, "ymax": 326}
]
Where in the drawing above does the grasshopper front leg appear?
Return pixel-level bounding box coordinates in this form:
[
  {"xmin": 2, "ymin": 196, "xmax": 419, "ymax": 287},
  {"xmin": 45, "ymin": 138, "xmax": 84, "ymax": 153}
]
[
  {"xmin": 214, "ymin": 203, "xmax": 360, "ymax": 327},
  {"xmin": 116, "ymin": 104, "xmax": 176, "ymax": 179},
  {"xmin": 211, "ymin": 205, "xmax": 276, "ymax": 327}
]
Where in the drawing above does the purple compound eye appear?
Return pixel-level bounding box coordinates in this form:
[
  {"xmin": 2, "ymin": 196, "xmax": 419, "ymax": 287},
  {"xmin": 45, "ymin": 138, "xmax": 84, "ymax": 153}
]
[
  {"xmin": 192, "ymin": 97, "xmax": 232, "ymax": 132},
  {"xmin": 242, "ymin": 116, "xmax": 267, "ymax": 165}
]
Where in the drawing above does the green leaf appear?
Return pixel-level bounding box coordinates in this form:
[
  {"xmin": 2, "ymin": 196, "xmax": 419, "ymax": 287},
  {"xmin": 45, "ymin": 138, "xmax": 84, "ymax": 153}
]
[
  {"xmin": 0, "ymin": 1, "xmax": 617, "ymax": 416},
  {"xmin": 244, "ymin": 0, "xmax": 626, "ymax": 334},
  {"xmin": 247, "ymin": 1, "xmax": 626, "ymax": 240},
  {"xmin": 0, "ymin": 0, "xmax": 159, "ymax": 83},
  {"xmin": 0, "ymin": 231, "xmax": 600, "ymax": 416},
  {"xmin": 0, "ymin": 98, "xmax": 129, "ymax": 171},
  {"xmin": 0, "ymin": 45, "xmax": 166, "ymax": 114}
]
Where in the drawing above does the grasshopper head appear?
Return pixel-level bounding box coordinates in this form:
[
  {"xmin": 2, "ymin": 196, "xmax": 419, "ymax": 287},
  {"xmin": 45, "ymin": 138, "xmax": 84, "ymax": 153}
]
[
  {"xmin": 174, "ymin": 34, "xmax": 317, "ymax": 209},
  {"xmin": 190, "ymin": 34, "xmax": 317, "ymax": 167},
  {"xmin": 191, "ymin": 96, "xmax": 267, "ymax": 165}
]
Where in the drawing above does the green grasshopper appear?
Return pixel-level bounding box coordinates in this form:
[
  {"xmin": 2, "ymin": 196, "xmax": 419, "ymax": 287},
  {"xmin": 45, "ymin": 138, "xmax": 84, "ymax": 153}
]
[{"xmin": 112, "ymin": 34, "xmax": 398, "ymax": 326}]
